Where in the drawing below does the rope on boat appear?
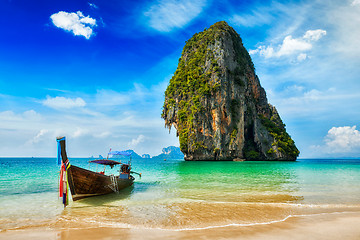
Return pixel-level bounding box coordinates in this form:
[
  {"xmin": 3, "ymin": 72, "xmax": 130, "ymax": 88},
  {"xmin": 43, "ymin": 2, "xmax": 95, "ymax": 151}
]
[{"xmin": 109, "ymin": 174, "xmax": 119, "ymax": 193}]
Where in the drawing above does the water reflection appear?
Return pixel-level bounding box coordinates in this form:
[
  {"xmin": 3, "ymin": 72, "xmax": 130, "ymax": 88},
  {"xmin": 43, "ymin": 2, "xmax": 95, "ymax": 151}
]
[{"xmin": 174, "ymin": 161, "xmax": 303, "ymax": 203}]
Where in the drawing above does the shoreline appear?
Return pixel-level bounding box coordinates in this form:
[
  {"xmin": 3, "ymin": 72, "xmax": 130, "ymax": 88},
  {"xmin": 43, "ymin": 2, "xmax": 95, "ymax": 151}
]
[{"xmin": 1, "ymin": 211, "xmax": 359, "ymax": 240}]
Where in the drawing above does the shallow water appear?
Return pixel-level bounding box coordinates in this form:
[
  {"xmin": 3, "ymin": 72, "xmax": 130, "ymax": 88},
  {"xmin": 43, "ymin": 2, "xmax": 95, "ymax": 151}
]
[{"xmin": 1, "ymin": 158, "xmax": 360, "ymax": 231}]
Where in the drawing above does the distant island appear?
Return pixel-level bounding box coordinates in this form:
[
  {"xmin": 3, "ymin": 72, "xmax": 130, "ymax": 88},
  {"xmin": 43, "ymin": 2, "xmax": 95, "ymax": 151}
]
[
  {"xmin": 99, "ymin": 146, "xmax": 184, "ymax": 160},
  {"xmin": 151, "ymin": 146, "xmax": 184, "ymax": 159},
  {"xmin": 161, "ymin": 21, "xmax": 299, "ymax": 161}
]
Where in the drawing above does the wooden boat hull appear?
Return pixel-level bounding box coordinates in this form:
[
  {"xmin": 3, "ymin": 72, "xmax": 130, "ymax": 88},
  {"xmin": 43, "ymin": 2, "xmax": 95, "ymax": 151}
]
[{"xmin": 67, "ymin": 165, "xmax": 134, "ymax": 201}]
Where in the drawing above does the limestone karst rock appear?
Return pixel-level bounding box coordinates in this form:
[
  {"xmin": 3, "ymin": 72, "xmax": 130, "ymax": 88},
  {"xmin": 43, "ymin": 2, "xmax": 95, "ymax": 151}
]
[{"xmin": 162, "ymin": 21, "xmax": 299, "ymax": 161}]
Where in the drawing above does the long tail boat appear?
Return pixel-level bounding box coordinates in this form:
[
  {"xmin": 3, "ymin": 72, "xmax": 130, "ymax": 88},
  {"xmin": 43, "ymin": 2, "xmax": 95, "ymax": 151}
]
[{"xmin": 56, "ymin": 136, "xmax": 139, "ymax": 206}]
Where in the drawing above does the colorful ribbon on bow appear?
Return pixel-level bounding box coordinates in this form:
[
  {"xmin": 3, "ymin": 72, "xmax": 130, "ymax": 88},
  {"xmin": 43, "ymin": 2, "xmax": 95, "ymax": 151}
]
[
  {"xmin": 59, "ymin": 160, "xmax": 71, "ymax": 206},
  {"xmin": 57, "ymin": 137, "xmax": 71, "ymax": 207}
]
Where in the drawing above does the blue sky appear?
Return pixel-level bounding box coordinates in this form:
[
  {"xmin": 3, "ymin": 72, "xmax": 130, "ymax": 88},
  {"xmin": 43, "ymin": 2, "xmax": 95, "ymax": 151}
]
[{"xmin": 1, "ymin": 0, "xmax": 360, "ymax": 158}]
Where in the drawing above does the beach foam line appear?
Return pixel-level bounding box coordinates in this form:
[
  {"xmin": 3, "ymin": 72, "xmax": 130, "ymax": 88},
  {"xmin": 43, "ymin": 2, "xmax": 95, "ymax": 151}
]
[
  {"xmin": 0, "ymin": 219, "xmax": 59, "ymax": 232},
  {"xmin": 172, "ymin": 215, "xmax": 294, "ymax": 231},
  {"xmin": 104, "ymin": 196, "xmax": 360, "ymax": 208},
  {"xmin": 240, "ymin": 202, "xmax": 360, "ymax": 209},
  {"xmin": 172, "ymin": 211, "xmax": 360, "ymax": 231},
  {"xmin": 166, "ymin": 199, "xmax": 360, "ymax": 209},
  {"xmin": 67, "ymin": 210, "xmax": 360, "ymax": 232}
]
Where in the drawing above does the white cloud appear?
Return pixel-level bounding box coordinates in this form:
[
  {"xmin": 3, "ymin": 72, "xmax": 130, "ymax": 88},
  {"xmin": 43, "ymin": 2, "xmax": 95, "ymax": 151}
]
[
  {"xmin": 248, "ymin": 49, "xmax": 259, "ymax": 55},
  {"xmin": 28, "ymin": 129, "xmax": 49, "ymax": 144},
  {"xmin": 144, "ymin": 0, "xmax": 207, "ymax": 32},
  {"xmin": 321, "ymin": 126, "xmax": 360, "ymax": 153},
  {"xmin": 297, "ymin": 53, "xmax": 307, "ymax": 62},
  {"xmin": 50, "ymin": 11, "xmax": 96, "ymax": 39},
  {"xmin": 128, "ymin": 135, "xmax": 146, "ymax": 148},
  {"xmin": 303, "ymin": 29, "xmax": 327, "ymax": 41},
  {"xmin": 351, "ymin": 0, "xmax": 360, "ymax": 6},
  {"xmin": 249, "ymin": 45, "xmax": 275, "ymax": 58},
  {"xmin": 277, "ymin": 35, "xmax": 312, "ymax": 56},
  {"xmin": 42, "ymin": 96, "xmax": 86, "ymax": 109},
  {"xmin": 88, "ymin": 2, "xmax": 98, "ymax": 9},
  {"xmin": 250, "ymin": 29, "xmax": 326, "ymax": 60}
]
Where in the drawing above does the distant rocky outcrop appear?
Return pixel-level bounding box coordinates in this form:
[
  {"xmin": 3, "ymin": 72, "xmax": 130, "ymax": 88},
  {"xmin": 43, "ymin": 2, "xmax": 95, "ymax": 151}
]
[
  {"xmin": 113, "ymin": 150, "xmax": 143, "ymax": 159},
  {"xmin": 142, "ymin": 154, "xmax": 151, "ymax": 159},
  {"xmin": 162, "ymin": 21, "xmax": 299, "ymax": 161},
  {"xmin": 152, "ymin": 146, "xmax": 184, "ymax": 159}
]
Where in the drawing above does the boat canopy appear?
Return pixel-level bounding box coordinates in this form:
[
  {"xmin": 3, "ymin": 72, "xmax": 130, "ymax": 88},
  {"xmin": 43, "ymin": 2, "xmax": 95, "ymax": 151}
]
[
  {"xmin": 89, "ymin": 159, "xmax": 121, "ymax": 167},
  {"xmin": 108, "ymin": 151, "xmax": 132, "ymax": 156}
]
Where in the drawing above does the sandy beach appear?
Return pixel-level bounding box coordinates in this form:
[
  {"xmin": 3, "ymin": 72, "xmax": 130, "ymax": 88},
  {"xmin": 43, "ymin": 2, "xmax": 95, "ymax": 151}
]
[{"xmin": 1, "ymin": 212, "xmax": 359, "ymax": 240}]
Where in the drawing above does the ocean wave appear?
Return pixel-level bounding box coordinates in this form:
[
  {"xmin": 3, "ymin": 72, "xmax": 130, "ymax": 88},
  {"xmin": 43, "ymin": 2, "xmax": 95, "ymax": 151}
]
[
  {"xmin": 54, "ymin": 210, "xmax": 360, "ymax": 232},
  {"xmin": 171, "ymin": 211, "xmax": 360, "ymax": 231}
]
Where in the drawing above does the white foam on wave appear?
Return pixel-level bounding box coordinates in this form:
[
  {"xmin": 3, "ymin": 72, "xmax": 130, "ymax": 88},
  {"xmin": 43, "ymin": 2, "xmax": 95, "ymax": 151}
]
[
  {"xmin": 69, "ymin": 211, "xmax": 359, "ymax": 232},
  {"xmin": 173, "ymin": 200, "xmax": 360, "ymax": 209},
  {"xmin": 171, "ymin": 211, "xmax": 360, "ymax": 231}
]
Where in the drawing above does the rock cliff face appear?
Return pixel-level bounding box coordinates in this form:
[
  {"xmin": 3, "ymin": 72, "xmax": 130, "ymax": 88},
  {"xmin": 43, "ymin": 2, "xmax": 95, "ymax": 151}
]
[{"xmin": 162, "ymin": 21, "xmax": 299, "ymax": 161}]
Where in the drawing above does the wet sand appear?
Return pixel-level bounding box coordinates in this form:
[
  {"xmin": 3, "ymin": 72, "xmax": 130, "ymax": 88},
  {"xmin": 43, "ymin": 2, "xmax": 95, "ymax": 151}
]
[{"xmin": 1, "ymin": 212, "xmax": 359, "ymax": 240}]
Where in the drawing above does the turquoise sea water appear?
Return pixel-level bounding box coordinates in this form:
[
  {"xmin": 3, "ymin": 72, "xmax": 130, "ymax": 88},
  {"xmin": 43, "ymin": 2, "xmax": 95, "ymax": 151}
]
[{"xmin": 1, "ymin": 158, "xmax": 360, "ymax": 231}]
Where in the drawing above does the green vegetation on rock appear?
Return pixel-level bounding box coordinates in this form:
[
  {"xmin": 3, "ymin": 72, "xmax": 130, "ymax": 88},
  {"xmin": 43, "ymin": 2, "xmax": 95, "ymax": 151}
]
[
  {"xmin": 259, "ymin": 113, "xmax": 300, "ymax": 159},
  {"xmin": 163, "ymin": 22, "xmax": 233, "ymax": 153}
]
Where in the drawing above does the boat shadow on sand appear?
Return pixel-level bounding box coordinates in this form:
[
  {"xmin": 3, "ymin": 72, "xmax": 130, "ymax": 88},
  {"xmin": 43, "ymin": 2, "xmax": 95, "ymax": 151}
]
[{"xmin": 70, "ymin": 185, "xmax": 136, "ymax": 207}]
